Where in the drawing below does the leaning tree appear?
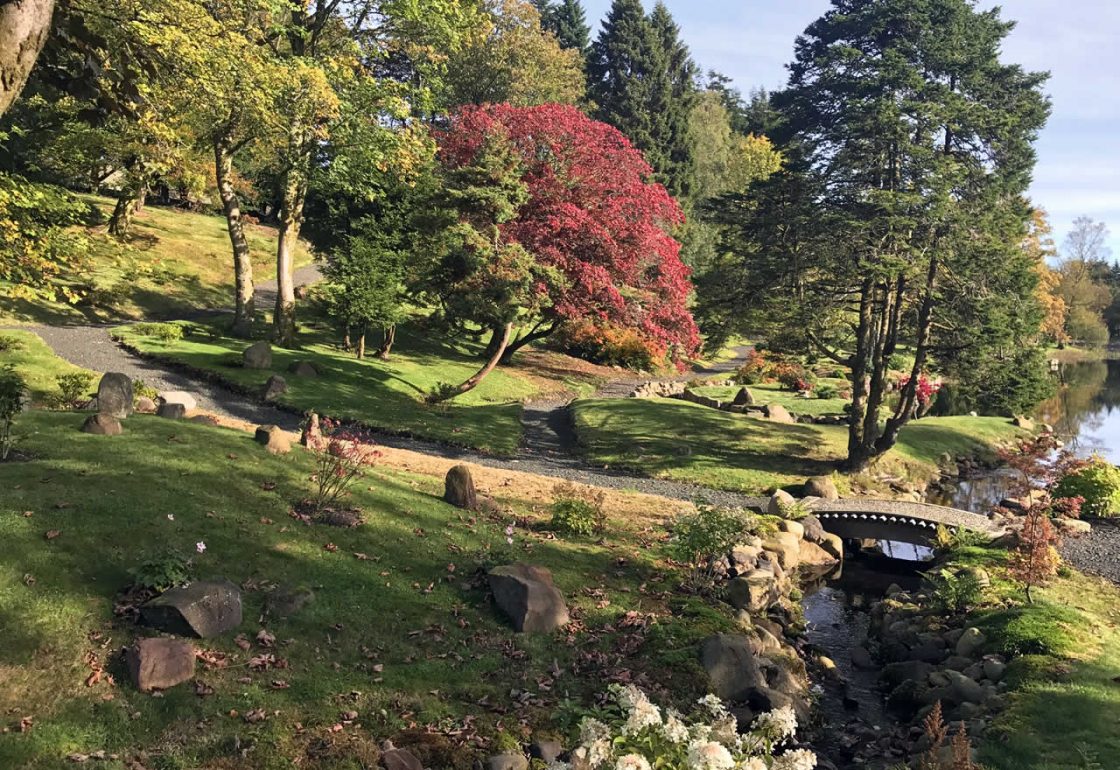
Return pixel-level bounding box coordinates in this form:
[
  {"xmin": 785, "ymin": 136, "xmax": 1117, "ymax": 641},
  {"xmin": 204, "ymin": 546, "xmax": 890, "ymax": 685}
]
[{"xmin": 0, "ymin": 0, "xmax": 54, "ymax": 118}]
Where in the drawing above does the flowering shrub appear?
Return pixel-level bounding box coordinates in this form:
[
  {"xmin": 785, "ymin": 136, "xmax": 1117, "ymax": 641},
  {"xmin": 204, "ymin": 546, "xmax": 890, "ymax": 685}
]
[
  {"xmin": 306, "ymin": 417, "xmax": 381, "ymax": 513},
  {"xmin": 551, "ymin": 685, "xmax": 815, "ymax": 770},
  {"xmin": 771, "ymin": 362, "xmax": 814, "ymax": 393},
  {"xmin": 898, "ymin": 374, "xmax": 942, "ymax": 410},
  {"xmin": 1052, "ymin": 456, "xmax": 1120, "ymax": 517}
]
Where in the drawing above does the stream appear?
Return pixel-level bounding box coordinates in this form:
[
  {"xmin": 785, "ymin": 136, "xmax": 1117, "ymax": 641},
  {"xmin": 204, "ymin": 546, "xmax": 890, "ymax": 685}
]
[{"xmin": 799, "ymin": 357, "xmax": 1120, "ymax": 767}]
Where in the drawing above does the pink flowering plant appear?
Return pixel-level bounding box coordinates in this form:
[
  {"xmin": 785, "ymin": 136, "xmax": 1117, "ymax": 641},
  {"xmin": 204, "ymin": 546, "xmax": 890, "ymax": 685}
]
[
  {"xmin": 549, "ymin": 684, "xmax": 816, "ymax": 770},
  {"xmin": 307, "ymin": 417, "xmax": 381, "ymax": 513}
]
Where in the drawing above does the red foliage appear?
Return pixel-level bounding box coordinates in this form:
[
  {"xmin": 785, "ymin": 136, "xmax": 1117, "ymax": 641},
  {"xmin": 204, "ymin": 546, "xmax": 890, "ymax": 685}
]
[
  {"xmin": 307, "ymin": 418, "xmax": 381, "ymax": 513},
  {"xmin": 899, "ymin": 374, "xmax": 942, "ymax": 406},
  {"xmin": 558, "ymin": 319, "xmax": 664, "ymax": 370},
  {"xmin": 1008, "ymin": 505, "xmax": 1061, "ymax": 603},
  {"xmin": 435, "ymin": 104, "xmax": 700, "ymax": 363}
]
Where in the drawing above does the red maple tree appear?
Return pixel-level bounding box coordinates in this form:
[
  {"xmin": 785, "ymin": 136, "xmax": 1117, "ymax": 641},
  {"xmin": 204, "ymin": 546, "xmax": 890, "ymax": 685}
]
[
  {"xmin": 435, "ymin": 104, "xmax": 700, "ymax": 366},
  {"xmin": 1008, "ymin": 505, "xmax": 1061, "ymax": 604}
]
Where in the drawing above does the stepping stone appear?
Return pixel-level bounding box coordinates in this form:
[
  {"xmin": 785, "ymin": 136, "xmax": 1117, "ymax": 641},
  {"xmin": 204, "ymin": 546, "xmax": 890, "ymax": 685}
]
[
  {"xmin": 126, "ymin": 637, "xmax": 196, "ymax": 692},
  {"xmin": 140, "ymin": 580, "xmax": 243, "ymax": 638},
  {"xmin": 488, "ymin": 563, "xmax": 570, "ymax": 634},
  {"xmin": 96, "ymin": 373, "xmax": 133, "ymax": 419},
  {"xmin": 81, "ymin": 413, "xmax": 122, "ymax": 435}
]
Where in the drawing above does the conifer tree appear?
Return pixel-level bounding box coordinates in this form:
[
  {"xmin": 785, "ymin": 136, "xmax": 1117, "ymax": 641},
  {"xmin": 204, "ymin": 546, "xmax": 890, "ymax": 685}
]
[
  {"xmin": 545, "ymin": 0, "xmax": 591, "ymax": 53},
  {"xmin": 648, "ymin": 1, "xmax": 697, "ymax": 200}
]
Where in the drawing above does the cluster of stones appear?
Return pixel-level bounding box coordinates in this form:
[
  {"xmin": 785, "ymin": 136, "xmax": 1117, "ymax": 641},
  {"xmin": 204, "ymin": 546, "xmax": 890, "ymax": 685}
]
[
  {"xmin": 674, "ymin": 386, "xmax": 846, "ymax": 425},
  {"xmin": 128, "ymin": 580, "xmax": 243, "ymax": 692},
  {"xmin": 866, "ymin": 583, "xmax": 1010, "ymax": 752},
  {"xmin": 699, "ymin": 489, "xmax": 845, "ymax": 728},
  {"xmin": 79, "ymin": 372, "xmax": 210, "ymax": 435},
  {"xmin": 628, "ymin": 380, "xmax": 688, "ymax": 399}
]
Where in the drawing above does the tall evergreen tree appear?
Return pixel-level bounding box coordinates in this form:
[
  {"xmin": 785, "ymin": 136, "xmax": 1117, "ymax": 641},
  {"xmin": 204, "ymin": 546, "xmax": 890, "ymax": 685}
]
[
  {"xmin": 588, "ymin": 0, "xmax": 697, "ymax": 200},
  {"xmin": 545, "ymin": 0, "xmax": 591, "ymax": 53}
]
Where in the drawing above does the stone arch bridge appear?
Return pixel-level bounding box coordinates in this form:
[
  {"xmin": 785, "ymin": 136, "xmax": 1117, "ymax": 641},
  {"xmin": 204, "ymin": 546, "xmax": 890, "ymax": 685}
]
[{"xmin": 747, "ymin": 498, "xmax": 1002, "ymax": 546}]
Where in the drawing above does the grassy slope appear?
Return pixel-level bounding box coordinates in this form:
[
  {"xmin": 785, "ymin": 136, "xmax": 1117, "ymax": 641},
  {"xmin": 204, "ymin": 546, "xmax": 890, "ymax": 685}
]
[
  {"xmin": 939, "ymin": 548, "xmax": 1120, "ymax": 769},
  {"xmin": 0, "ymin": 412, "xmax": 724, "ymax": 770},
  {"xmin": 0, "ymin": 196, "xmax": 313, "ymax": 325},
  {"xmin": 0, "ymin": 330, "xmax": 96, "ymax": 402},
  {"xmin": 571, "ymin": 398, "xmax": 1024, "ymax": 494},
  {"xmin": 113, "ymin": 321, "xmax": 605, "ymax": 456}
]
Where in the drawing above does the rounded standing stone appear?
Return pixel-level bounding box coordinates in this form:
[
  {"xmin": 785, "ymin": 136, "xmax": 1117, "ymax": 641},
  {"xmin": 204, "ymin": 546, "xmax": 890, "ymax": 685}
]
[
  {"xmin": 81, "ymin": 413, "xmax": 122, "ymax": 435},
  {"xmin": 444, "ymin": 465, "xmax": 478, "ymax": 510},
  {"xmin": 243, "ymin": 341, "xmax": 272, "ymax": 370},
  {"xmin": 96, "ymin": 372, "xmax": 133, "ymax": 419}
]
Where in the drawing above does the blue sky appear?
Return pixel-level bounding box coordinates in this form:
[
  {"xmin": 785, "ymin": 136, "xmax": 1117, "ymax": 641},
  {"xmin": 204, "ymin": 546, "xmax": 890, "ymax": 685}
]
[{"xmin": 582, "ymin": 0, "xmax": 1120, "ymax": 259}]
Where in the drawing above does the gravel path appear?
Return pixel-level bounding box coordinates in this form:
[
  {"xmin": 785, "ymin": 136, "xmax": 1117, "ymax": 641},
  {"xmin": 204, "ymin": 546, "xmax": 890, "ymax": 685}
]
[{"xmin": 1060, "ymin": 519, "xmax": 1120, "ymax": 584}]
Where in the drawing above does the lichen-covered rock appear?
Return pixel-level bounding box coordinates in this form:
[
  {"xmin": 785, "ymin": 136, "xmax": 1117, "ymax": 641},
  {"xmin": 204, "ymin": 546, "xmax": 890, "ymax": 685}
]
[
  {"xmin": 126, "ymin": 637, "xmax": 196, "ymax": 692},
  {"xmin": 444, "ymin": 465, "xmax": 478, "ymax": 510},
  {"xmin": 766, "ymin": 489, "xmax": 796, "ymax": 516},
  {"xmin": 699, "ymin": 634, "xmax": 765, "ymax": 702},
  {"xmin": 140, "ymin": 580, "xmax": 243, "ymax": 638},
  {"xmin": 764, "ymin": 403, "xmax": 795, "ymax": 424},
  {"xmin": 243, "ymin": 341, "xmax": 272, "ymax": 369},
  {"xmin": 487, "ymin": 564, "xmax": 569, "ymax": 633},
  {"xmin": 288, "ymin": 360, "xmax": 319, "ymax": 377},
  {"xmin": 156, "ymin": 402, "xmax": 186, "ymax": 420},
  {"xmin": 96, "ymin": 372, "xmax": 133, "ymax": 419},
  {"xmin": 261, "ymin": 375, "xmax": 288, "ymax": 401}
]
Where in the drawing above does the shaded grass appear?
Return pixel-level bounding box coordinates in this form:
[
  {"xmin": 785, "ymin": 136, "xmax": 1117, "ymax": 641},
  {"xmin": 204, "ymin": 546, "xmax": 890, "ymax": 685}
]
[
  {"xmin": 571, "ymin": 398, "xmax": 1025, "ymax": 494},
  {"xmin": 0, "ymin": 412, "xmax": 728, "ymax": 769},
  {"xmin": 691, "ymin": 382, "xmax": 850, "ymax": 418},
  {"xmin": 113, "ymin": 321, "xmax": 539, "ymax": 455},
  {"xmin": 0, "ymin": 197, "xmax": 314, "ymax": 325},
  {"xmin": 0, "ymin": 330, "xmax": 96, "ymax": 403}
]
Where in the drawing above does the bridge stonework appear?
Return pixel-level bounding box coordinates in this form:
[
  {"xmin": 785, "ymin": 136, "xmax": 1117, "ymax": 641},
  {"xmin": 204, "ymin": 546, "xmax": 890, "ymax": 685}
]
[{"xmin": 745, "ymin": 497, "xmax": 1002, "ymax": 546}]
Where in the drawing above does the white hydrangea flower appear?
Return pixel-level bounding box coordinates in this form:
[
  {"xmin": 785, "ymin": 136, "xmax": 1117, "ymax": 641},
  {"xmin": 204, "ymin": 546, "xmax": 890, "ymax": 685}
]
[
  {"xmin": 686, "ymin": 740, "xmax": 736, "ymax": 770},
  {"xmin": 622, "ymin": 699, "xmax": 662, "ymax": 735},
  {"xmin": 610, "ymin": 683, "xmax": 648, "ymax": 713},
  {"xmin": 697, "ymin": 693, "xmax": 730, "ymax": 718},
  {"xmin": 579, "ymin": 717, "xmax": 610, "ymax": 745},
  {"xmin": 690, "ymin": 722, "xmax": 713, "ymax": 743},
  {"xmin": 753, "ymin": 706, "xmax": 798, "ymax": 741},
  {"xmin": 661, "ymin": 714, "xmax": 690, "ymax": 744},
  {"xmin": 772, "ymin": 748, "xmax": 817, "ymax": 770},
  {"xmin": 586, "ymin": 738, "xmax": 612, "ymax": 767},
  {"xmin": 736, "ymin": 759, "xmax": 768, "ymax": 770},
  {"xmin": 709, "ymin": 713, "xmax": 738, "ymax": 745},
  {"xmin": 614, "ymin": 754, "xmax": 652, "ymax": 770},
  {"xmin": 547, "ymin": 763, "xmax": 573, "ymax": 770}
]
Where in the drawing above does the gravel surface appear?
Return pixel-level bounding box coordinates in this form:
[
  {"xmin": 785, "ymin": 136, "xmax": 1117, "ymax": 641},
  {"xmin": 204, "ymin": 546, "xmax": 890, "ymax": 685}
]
[{"xmin": 1060, "ymin": 519, "xmax": 1120, "ymax": 584}]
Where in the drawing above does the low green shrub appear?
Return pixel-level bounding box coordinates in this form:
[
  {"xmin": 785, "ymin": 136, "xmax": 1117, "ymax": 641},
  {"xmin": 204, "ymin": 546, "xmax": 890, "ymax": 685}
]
[
  {"xmin": 668, "ymin": 505, "xmax": 754, "ymax": 587},
  {"xmin": 1053, "ymin": 458, "xmax": 1120, "ymax": 517},
  {"xmin": 815, "ymin": 383, "xmax": 839, "ymax": 400},
  {"xmin": 131, "ymin": 322, "xmax": 185, "ymax": 342},
  {"xmin": 129, "ymin": 550, "xmax": 193, "ymax": 592},
  {"xmin": 133, "ymin": 379, "xmax": 159, "ymax": 402},
  {"xmin": 51, "ymin": 371, "xmax": 95, "ymax": 410},
  {"xmin": 921, "ymin": 567, "xmax": 985, "ymax": 613},
  {"xmin": 0, "ymin": 365, "xmax": 28, "ymax": 460},
  {"xmin": 549, "ymin": 482, "xmax": 607, "ymax": 537},
  {"xmin": 0, "ymin": 334, "xmax": 23, "ymax": 352}
]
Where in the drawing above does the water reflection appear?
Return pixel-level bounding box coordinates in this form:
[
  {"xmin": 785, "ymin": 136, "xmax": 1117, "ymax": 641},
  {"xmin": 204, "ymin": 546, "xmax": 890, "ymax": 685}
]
[{"xmin": 1038, "ymin": 358, "xmax": 1120, "ymax": 464}]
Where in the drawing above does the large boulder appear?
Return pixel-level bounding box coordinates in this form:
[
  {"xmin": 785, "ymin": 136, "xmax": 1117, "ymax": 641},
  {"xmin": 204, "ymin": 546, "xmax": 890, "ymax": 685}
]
[
  {"xmin": 81, "ymin": 413, "xmax": 122, "ymax": 436},
  {"xmin": 804, "ymin": 475, "xmax": 839, "ymax": 501},
  {"xmin": 135, "ymin": 396, "xmax": 157, "ymax": 414},
  {"xmin": 261, "ymin": 375, "xmax": 288, "ymax": 401},
  {"xmin": 956, "ymin": 627, "xmax": 986, "ymax": 658},
  {"xmin": 140, "ymin": 580, "xmax": 243, "ymax": 638},
  {"xmin": 818, "ymin": 532, "xmax": 844, "ymax": 560},
  {"xmin": 96, "ymin": 373, "xmax": 133, "ymax": 419},
  {"xmin": 255, "ymin": 425, "xmax": 291, "ymax": 455},
  {"xmin": 699, "ymin": 634, "xmax": 765, "ymax": 702},
  {"xmin": 727, "ymin": 572, "xmax": 780, "ymax": 613},
  {"xmin": 761, "ymin": 531, "xmax": 802, "ymax": 570},
  {"xmin": 799, "ymin": 515, "xmax": 826, "ymax": 542},
  {"xmin": 487, "ymin": 564, "xmax": 570, "ymax": 633},
  {"xmin": 381, "ymin": 747, "xmax": 423, "ymax": 770},
  {"xmin": 243, "ymin": 341, "xmax": 272, "ymax": 370},
  {"xmin": 799, "ymin": 540, "xmax": 840, "ymax": 567},
  {"xmin": 764, "ymin": 403, "xmax": 795, "ymax": 424},
  {"xmin": 732, "ymin": 387, "xmax": 755, "ymax": 407},
  {"xmin": 766, "ymin": 489, "xmax": 796, "ymax": 516},
  {"xmin": 159, "ymin": 391, "xmax": 198, "ymax": 413},
  {"xmin": 444, "ymin": 465, "xmax": 478, "ymax": 510},
  {"xmin": 777, "ymin": 518, "xmax": 804, "ymax": 539},
  {"xmin": 126, "ymin": 637, "xmax": 196, "ymax": 692}
]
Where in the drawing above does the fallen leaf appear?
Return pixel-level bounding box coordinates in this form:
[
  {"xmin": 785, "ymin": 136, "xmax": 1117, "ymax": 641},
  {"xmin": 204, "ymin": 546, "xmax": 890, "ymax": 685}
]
[
  {"xmin": 44, "ymin": 530, "xmax": 61, "ymax": 540},
  {"xmin": 324, "ymin": 543, "xmax": 338, "ymax": 552},
  {"xmin": 234, "ymin": 634, "xmax": 252, "ymax": 651},
  {"xmin": 243, "ymin": 708, "xmax": 267, "ymax": 724},
  {"xmin": 259, "ymin": 481, "xmax": 277, "ymax": 491},
  {"xmin": 194, "ymin": 681, "xmax": 215, "ymax": 697},
  {"xmin": 255, "ymin": 629, "xmax": 275, "ymax": 648}
]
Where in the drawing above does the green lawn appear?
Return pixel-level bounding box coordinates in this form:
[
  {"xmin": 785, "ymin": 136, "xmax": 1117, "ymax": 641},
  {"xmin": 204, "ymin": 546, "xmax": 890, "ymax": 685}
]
[
  {"xmin": 572, "ymin": 397, "xmax": 1024, "ymax": 494},
  {"xmin": 112, "ymin": 321, "xmax": 561, "ymax": 455},
  {"xmin": 0, "ymin": 330, "xmax": 96, "ymax": 403},
  {"xmin": 0, "ymin": 196, "xmax": 314, "ymax": 325},
  {"xmin": 0, "ymin": 412, "xmax": 726, "ymax": 770},
  {"xmin": 691, "ymin": 381, "xmax": 850, "ymax": 417}
]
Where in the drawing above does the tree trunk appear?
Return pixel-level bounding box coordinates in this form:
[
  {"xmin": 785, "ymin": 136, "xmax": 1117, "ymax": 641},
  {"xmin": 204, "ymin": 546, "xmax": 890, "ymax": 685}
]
[
  {"xmin": 108, "ymin": 186, "xmax": 141, "ymax": 238},
  {"xmin": 356, "ymin": 333, "xmax": 365, "ymax": 359},
  {"xmin": 435, "ymin": 322, "xmax": 513, "ymax": 401},
  {"xmin": 214, "ymin": 138, "xmax": 255, "ymax": 337},
  {"xmin": 0, "ymin": 0, "xmax": 54, "ymax": 119},
  {"xmin": 376, "ymin": 325, "xmax": 395, "ymax": 359},
  {"xmin": 343, "ymin": 327, "xmax": 352, "ymax": 352},
  {"xmin": 844, "ymin": 279, "xmax": 876, "ymax": 472},
  {"xmin": 482, "ymin": 325, "xmax": 505, "ymax": 359},
  {"xmin": 273, "ymin": 122, "xmax": 311, "ymax": 348},
  {"xmin": 500, "ymin": 321, "xmax": 556, "ymax": 364}
]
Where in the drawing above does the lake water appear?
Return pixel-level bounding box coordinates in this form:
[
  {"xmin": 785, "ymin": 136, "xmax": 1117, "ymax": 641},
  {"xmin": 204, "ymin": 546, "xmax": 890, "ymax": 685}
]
[{"xmin": 1038, "ymin": 358, "xmax": 1120, "ymax": 464}]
